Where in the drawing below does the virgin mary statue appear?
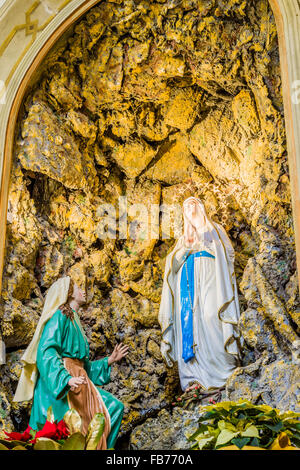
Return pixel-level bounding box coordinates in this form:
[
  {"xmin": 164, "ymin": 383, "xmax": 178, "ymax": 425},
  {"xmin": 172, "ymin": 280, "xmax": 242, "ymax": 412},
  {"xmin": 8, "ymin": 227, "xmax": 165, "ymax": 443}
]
[{"xmin": 158, "ymin": 197, "xmax": 243, "ymax": 392}]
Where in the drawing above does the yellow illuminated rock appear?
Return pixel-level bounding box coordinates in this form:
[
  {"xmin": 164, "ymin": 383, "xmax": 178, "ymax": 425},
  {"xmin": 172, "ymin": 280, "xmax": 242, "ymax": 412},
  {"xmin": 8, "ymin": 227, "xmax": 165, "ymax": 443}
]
[
  {"xmin": 145, "ymin": 133, "xmax": 202, "ymax": 185},
  {"xmin": 111, "ymin": 137, "xmax": 156, "ymax": 178}
]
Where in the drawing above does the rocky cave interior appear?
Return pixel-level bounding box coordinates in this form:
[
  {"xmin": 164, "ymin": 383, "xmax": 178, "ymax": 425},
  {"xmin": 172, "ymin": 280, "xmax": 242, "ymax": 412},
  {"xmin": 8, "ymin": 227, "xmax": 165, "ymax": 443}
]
[{"xmin": 0, "ymin": 0, "xmax": 299, "ymax": 450}]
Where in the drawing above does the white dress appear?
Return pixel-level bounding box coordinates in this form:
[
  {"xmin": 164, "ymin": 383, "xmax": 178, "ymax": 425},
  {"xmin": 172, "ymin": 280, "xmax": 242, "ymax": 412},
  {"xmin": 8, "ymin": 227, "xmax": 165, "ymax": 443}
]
[{"xmin": 174, "ymin": 238, "xmax": 237, "ymax": 391}]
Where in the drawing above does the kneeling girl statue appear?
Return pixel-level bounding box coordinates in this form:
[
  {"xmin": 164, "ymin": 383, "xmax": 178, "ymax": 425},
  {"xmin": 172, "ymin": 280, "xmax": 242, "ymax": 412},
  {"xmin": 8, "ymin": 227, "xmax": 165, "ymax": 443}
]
[
  {"xmin": 158, "ymin": 196, "xmax": 243, "ymax": 393},
  {"xmin": 13, "ymin": 275, "xmax": 128, "ymax": 449}
]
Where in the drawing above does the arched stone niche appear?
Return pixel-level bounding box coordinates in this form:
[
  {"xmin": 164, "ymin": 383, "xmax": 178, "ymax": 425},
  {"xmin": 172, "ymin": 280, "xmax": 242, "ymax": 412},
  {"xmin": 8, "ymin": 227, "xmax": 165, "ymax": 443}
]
[
  {"xmin": 1, "ymin": 0, "xmax": 300, "ymax": 293},
  {"xmin": 0, "ymin": 0, "xmax": 300, "ymax": 436}
]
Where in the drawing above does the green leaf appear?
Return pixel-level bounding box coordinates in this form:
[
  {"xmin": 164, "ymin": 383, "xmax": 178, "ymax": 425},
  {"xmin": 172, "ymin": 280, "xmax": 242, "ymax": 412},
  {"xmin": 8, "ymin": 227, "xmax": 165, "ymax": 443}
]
[
  {"xmin": 63, "ymin": 408, "xmax": 82, "ymax": 434},
  {"xmin": 34, "ymin": 438, "xmax": 62, "ymax": 450},
  {"xmin": 286, "ymin": 423, "xmax": 300, "ymax": 432},
  {"xmin": 198, "ymin": 411, "xmax": 217, "ymax": 421},
  {"xmin": 61, "ymin": 432, "xmax": 86, "ymax": 450},
  {"xmin": 29, "ymin": 429, "xmax": 37, "ymax": 439},
  {"xmin": 241, "ymin": 425, "xmax": 259, "ymax": 438},
  {"xmin": 250, "ymin": 437, "xmax": 261, "ymax": 447},
  {"xmin": 57, "ymin": 439, "xmax": 67, "ymax": 445},
  {"xmin": 47, "ymin": 406, "xmax": 55, "ymax": 423},
  {"xmin": 257, "ymin": 410, "xmax": 277, "ymax": 420},
  {"xmin": 218, "ymin": 420, "xmax": 237, "ymax": 432},
  {"xmin": 290, "ymin": 437, "xmax": 300, "ymax": 448},
  {"xmin": 203, "ymin": 406, "xmax": 229, "ymax": 419},
  {"xmin": 285, "ymin": 429, "xmax": 300, "ymax": 441},
  {"xmin": 265, "ymin": 421, "xmax": 283, "ymax": 433},
  {"xmin": 85, "ymin": 413, "xmax": 105, "ymax": 450},
  {"xmin": 206, "ymin": 426, "xmax": 220, "ymax": 438},
  {"xmin": 190, "ymin": 441, "xmax": 199, "ymax": 450},
  {"xmin": 215, "ymin": 429, "xmax": 239, "ymax": 447},
  {"xmin": 0, "ymin": 439, "xmax": 30, "ymax": 449},
  {"xmin": 245, "ymin": 408, "xmax": 262, "ymax": 417},
  {"xmin": 196, "ymin": 436, "xmax": 215, "ymax": 450},
  {"xmin": 0, "ymin": 443, "xmax": 9, "ymax": 450},
  {"xmin": 12, "ymin": 445, "xmax": 27, "ymax": 450},
  {"xmin": 260, "ymin": 436, "xmax": 275, "ymax": 448},
  {"xmin": 187, "ymin": 424, "xmax": 208, "ymax": 441},
  {"xmin": 231, "ymin": 437, "xmax": 251, "ymax": 449}
]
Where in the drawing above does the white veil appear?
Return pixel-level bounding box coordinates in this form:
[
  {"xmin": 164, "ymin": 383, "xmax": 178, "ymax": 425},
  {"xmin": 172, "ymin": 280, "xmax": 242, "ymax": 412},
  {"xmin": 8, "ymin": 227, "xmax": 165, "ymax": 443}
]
[{"xmin": 13, "ymin": 276, "xmax": 71, "ymax": 402}]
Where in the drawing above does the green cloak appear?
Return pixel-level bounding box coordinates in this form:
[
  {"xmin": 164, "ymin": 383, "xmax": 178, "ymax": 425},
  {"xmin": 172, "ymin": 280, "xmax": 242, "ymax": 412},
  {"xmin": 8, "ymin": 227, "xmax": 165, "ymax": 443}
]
[{"xmin": 29, "ymin": 308, "xmax": 124, "ymax": 449}]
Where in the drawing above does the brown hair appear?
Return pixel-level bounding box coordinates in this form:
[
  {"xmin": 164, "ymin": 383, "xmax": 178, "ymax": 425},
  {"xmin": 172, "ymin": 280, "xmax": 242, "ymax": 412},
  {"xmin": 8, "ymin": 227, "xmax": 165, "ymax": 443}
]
[{"xmin": 59, "ymin": 277, "xmax": 75, "ymax": 320}]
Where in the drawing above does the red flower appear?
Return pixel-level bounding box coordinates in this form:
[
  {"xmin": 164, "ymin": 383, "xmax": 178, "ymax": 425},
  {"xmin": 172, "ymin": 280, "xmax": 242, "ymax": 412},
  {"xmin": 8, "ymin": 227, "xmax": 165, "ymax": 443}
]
[
  {"xmin": 5, "ymin": 419, "xmax": 70, "ymax": 444},
  {"xmin": 56, "ymin": 420, "xmax": 69, "ymax": 440},
  {"xmin": 4, "ymin": 424, "xmax": 32, "ymax": 442},
  {"xmin": 32, "ymin": 420, "xmax": 58, "ymax": 441},
  {"xmin": 30, "ymin": 419, "xmax": 69, "ymax": 443},
  {"xmin": 193, "ymin": 394, "xmax": 197, "ymax": 398}
]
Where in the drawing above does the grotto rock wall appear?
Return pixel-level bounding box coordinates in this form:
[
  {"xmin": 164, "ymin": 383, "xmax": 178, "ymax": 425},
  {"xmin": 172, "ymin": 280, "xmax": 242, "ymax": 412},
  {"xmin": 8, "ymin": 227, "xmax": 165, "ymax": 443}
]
[{"xmin": 0, "ymin": 0, "xmax": 299, "ymax": 441}]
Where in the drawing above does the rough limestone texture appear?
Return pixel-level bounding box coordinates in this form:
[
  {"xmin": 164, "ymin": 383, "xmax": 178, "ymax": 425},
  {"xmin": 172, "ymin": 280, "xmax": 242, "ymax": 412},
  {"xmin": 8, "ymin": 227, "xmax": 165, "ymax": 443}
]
[
  {"xmin": 0, "ymin": 0, "xmax": 299, "ymax": 448},
  {"xmin": 130, "ymin": 402, "xmax": 203, "ymax": 450}
]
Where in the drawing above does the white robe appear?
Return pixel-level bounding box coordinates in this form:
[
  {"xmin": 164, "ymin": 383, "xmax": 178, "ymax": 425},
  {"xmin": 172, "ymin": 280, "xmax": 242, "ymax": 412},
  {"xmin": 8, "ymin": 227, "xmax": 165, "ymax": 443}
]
[{"xmin": 158, "ymin": 222, "xmax": 242, "ymax": 391}]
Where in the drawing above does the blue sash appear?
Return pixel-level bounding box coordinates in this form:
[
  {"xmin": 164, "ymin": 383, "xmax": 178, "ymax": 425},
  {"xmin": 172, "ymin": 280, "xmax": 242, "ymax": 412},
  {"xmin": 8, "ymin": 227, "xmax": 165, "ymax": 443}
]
[{"xmin": 180, "ymin": 251, "xmax": 215, "ymax": 363}]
